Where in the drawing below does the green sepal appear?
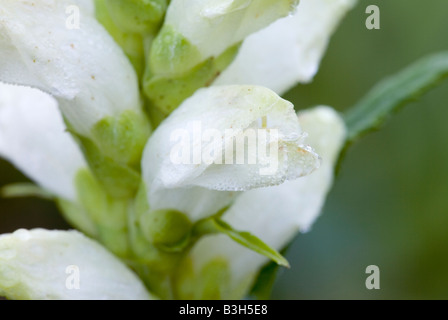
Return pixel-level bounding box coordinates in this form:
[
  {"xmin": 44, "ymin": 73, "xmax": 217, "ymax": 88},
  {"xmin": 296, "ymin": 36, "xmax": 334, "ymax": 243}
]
[
  {"xmin": 75, "ymin": 135, "xmax": 141, "ymax": 198},
  {"xmin": 149, "ymin": 25, "xmax": 202, "ymax": 77},
  {"xmin": 91, "ymin": 110, "xmax": 151, "ymax": 169},
  {"xmin": 74, "ymin": 169, "xmax": 130, "ymax": 257},
  {"xmin": 104, "ymin": 0, "xmax": 168, "ymax": 34},
  {"xmin": 144, "ymin": 43, "xmax": 241, "ymax": 120},
  {"xmin": 127, "ymin": 185, "xmax": 186, "ymax": 299},
  {"xmin": 193, "ymin": 218, "xmax": 290, "ymax": 268}
]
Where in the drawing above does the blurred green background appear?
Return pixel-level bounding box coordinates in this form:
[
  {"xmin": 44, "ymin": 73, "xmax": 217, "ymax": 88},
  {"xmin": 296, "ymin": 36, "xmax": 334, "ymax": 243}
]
[{"xmin": 1, "ymin": 0, "xmax": 448, "ymax": 300}]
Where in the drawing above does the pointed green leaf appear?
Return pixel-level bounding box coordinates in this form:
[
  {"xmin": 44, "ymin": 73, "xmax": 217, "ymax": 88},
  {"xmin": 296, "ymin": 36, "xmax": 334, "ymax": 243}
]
[
  {"xmin": 194, "ymin": 218, "xmax": 289, "ymax": 267},
  {"xmin": 344, "ymin": 52, "xmax": 448, "ymax": 145}
]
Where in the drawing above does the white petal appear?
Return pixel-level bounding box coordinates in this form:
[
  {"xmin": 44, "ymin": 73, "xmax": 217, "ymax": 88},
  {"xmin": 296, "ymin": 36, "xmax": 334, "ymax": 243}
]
[
  {"xmin": 74, "ymin": 0, "xmax": 95, "ymax": 15},
  {"xmin": 0, "ymin": 229, "xmax": 153, "ymax": 300},
  {"xmin": 164, "ymin": 0, "xmax": 298, "ymax": 62},
  {"xmin": 142, "ymin": 85, "xmax": 320, "ymax": 221},
  {"xmin": 215, "ymin": 0, "xmax": 357, "ymax": 94},
  {"xmin": 0, "ymin": 83, "xmax": 87, "ymax": 201},
  {"xmin": 0, "ymin": 0, "xmax": 140, "ymax": 136},
  {"xmin": 186, "ymin": 106, "xmax": 346, "ymax": 297}
]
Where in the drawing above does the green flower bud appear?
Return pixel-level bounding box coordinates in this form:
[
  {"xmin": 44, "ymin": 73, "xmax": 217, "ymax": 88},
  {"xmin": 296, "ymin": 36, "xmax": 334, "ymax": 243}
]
[{"xmin": 140, "ymin": 209, "xmax": 192, "ymax": 249}]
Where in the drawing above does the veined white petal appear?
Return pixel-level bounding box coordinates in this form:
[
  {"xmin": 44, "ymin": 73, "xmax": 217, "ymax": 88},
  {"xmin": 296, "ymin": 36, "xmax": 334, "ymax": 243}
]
[
  {"xmin": 215, "ymin": 0, "xmax": 357, "ymax": 94},
  {"xmin": 0, "ymin": 229, "xmax": 153, "ymax": 300},
  {"xmin": 163, "ymin": 0, "xmax": 299, "ymax": 63},
  {"xmin": 0, "ymin": 0, "xmax": 140, "ymax": 137},
  {"xmin": 185, "ymin": 106, "xmax": 346, "ymax": 298},
  {"xmin": 0, "ymin": 83, "xmax": 87, "ymax": 201},
  {"xmin": 142, "ymin": 85, "xmax": 320, "ymax": 221}
]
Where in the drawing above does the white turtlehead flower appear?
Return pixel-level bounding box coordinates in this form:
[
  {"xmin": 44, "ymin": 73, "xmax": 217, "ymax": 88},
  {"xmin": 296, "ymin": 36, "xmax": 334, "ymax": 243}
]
[
  {"xmin": 0, "ymin": 0, "xmax": 142, "ymax": 137},
  {"xmin": 215, "ymin": 0, "xmax": 357, "ymax": 94},
  {"xmin": 150, "ymin": 0, "xmax": 299, "ymax": 76},
  {"xmin": 167, "ymin": 0, "xmax": 298, "ymax": 60},
  {"xmin": 0, "ymin": 229, "xmax": 153, "ymax": 300},
  {"xmin": 182, "ymin": 107, "xmax": 346, "ymax": 298},
  {"xmin": 142, "ymin": 85, "xmax": 320, "ymax": 222}
]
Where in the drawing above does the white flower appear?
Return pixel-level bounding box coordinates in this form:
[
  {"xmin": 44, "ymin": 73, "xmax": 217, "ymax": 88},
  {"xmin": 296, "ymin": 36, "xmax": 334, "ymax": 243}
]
[
  {"xmin": 177, "ymin": 107, "xmax": 346, "ymax": 299},
  {"xmin": 0, "ymin": 83, "xmax": 86, "ymax": 201},
  {"xmin": 150, "ymin": 0, "xmax": 299, "ymax": 76},
  {"xmin": 0, "ymin": 229, "xmax": 153, "ymax": 300},
  {"xmin": 0, "ymin": 0, "xmax": 142, "ymax": 137},
  {"xmin": 215, "ymin": 0, "xmax": 357, "ymax": 94},
  {"xmin": 142, "ymin": 85, "xmax": 320, "ymax": 222},
  {"xmin": 0, "ymin": 0, "xmax": 356, "ymax": 300}
]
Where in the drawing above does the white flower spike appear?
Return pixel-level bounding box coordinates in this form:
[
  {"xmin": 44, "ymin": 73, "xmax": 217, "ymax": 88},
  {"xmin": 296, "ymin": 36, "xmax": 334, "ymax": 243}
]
[
  {"xmin": 142, "ymin": 85, "xmax": 320, "ymax": 221},
  {"xmin": 179, "ymin": 107, "xmax": 346, "ymax": 298},
  {"xmin": 0, "ymin": 83, "xmax": 87, "ymax": 201},
  {"xmin": 215, "ymin": 0, "xmax": 357, "ymax": 94},
  {"xmin": 0, "ymin": 0, "xmax": 142, "ymax": 137},
  {"xmin": 0, "ymin": 229, "xmax": 153, "ymax": 300},
  {"xmin": 0, "ymin": 0, "xmax": 359, "ymax": 301}
]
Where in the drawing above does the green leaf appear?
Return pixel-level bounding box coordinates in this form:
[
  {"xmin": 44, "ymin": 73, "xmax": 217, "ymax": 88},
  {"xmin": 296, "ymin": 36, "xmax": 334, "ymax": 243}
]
[
  {"xmin": 0, "ymin": 183, "xmax": 53, "ymax": 200},
  {"xmin": 194, "ymin": 218, "xmax": 290, "ymax": 268},
  {"xmin": 344, "ymin": 52, "xmax": 448, "ymax": 145}
]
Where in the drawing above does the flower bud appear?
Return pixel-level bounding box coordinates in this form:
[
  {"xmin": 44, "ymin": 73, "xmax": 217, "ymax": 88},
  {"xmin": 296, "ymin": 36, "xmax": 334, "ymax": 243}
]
[
  {"xmin": 140, "ymin": 209, "xmax": 192, "ymax": 249},
  {"xmin": 144, "ymin": 0, "xmax": 300, "ymax": 116}
]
